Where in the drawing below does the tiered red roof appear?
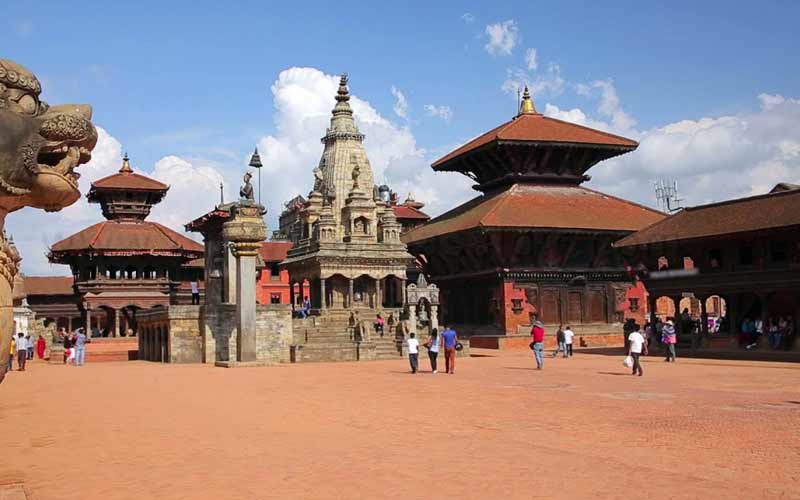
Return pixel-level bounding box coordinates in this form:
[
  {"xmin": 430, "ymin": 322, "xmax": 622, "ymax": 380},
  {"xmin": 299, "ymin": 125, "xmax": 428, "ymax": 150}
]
[
  {"xmin": 403, "ymin": 184, "xmax": 664, "ymax": 244},
  {"xmin": 50, "ymin": 220, "xmax": 203, "ymax": 258},
  {"xmin": 23, "ymin": 276, "xmax": 75, "ymax": 296},
  {"xmin": 391, "ymin": 204, "xmax": 429, "ymax": 220}
]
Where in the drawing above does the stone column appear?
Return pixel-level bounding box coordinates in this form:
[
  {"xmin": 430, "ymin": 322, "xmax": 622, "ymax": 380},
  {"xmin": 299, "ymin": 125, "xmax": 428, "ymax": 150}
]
[
  {"xmin": 85, "ymin": 307, "xmax": 92, "ymax": 338},
  {"xmin": 349, "ymin": 278, "xmax": 354, "ymax": 308},
  {"xmin": 114, "ymin": 309, "xmax": 120, "ymax": 337},
  {"xmin": 431, "ymin": 304, "xmax": 439, "ymax": 332},
  {"xmin": 408, "ymin": 304, "xmax": 417, "ymax": 336},
  {"xmin": 299, "ymin": 281, "xmax": 305, "ymax": 305},
  {"xmin": 400, "ymin": 278, "xmax": 406, "ymax": 306},
  {"xmin": 375, "ymin": 278, "xmax": 381, "ymax": 309},
  {"xmin": 320, "ymin": 278, "xmax": 327, "ymax": 310},
  {"xmin": 222, "ymin": 201, "xmax": 267, "ymax": 364}
]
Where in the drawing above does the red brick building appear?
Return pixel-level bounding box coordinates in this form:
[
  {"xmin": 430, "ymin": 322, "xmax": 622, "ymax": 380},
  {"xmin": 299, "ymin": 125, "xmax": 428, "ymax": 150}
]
[
  {"xmin": 257, "ymin": 241, "xmax": 293, "ymax": 305},
  {"xmin": 403, "ymin": 88, "xmax": 664, "ymax": 347}
]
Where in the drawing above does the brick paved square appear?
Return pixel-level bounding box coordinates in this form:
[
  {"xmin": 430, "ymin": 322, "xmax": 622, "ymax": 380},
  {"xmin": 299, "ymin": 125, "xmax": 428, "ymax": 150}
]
[{"xmin": 2, "ymin": 351, "xmax": 799, "ymax": 499}]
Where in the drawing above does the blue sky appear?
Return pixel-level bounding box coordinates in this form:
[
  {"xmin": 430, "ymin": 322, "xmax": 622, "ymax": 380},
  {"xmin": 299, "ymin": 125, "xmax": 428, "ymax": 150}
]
[{"xmin": 4, "ymin": 0, "xmax": 800, "ymax": 274}]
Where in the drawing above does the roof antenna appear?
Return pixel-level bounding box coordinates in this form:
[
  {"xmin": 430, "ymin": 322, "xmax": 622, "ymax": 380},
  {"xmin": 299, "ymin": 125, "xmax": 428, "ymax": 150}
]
[
  {"xmin": 219, "ymin": 182, "xmax": 224, "ymax": 205},
  {"xmin": 654, "ymin": 178, "xmax": 683, "ymax": 213}
]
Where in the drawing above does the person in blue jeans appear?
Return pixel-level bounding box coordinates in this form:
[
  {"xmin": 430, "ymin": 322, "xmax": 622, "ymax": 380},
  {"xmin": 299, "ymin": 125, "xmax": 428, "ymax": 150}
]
[
  {"xmin": 75, "ymin": 328, "xmax": 88, "ymax": 366},
  {"xmin": 531, "ymin": 321, "xmax": 545, "ymax": 369}
]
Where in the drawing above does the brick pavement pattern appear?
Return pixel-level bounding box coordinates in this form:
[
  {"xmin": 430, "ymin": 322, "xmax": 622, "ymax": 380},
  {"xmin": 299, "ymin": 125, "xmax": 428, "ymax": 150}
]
[{"xmin": 1, "ymin": 351, "xmax": 799, "ymax": 499}]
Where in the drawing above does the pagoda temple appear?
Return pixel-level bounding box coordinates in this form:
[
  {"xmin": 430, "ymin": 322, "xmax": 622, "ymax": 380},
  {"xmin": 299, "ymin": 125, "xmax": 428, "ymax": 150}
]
[
  {"xmin": 48, "ymin": 154, "xmax": 203, "ymax": 337},
  {"xmin": 403, "ymin": 88, "xmax": 664, "ymax": 346},
  {"xmin": 281, "ymin": 75, "xmax": 413, "ymax": 313}
]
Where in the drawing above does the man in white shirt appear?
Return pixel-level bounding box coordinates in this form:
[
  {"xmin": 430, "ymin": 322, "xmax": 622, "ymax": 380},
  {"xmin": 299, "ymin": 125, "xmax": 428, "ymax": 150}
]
[
  {"xmin": 563, "ymin": 326, "xmax": 575, "ymax": 358},
  {"xmin": 190, "ymin": 280, "xmax": 200, "ymax": 305},
  {"xmin": 627, "ymin": 326, "xmax": 645, "ymax": 376},
  {"xmin": 15, "ymin": 333, "xmax": 28, "ymax": 371},
  {"xmin": 406, "ymin": 332, "xmax": 420, "ymax": 374}
]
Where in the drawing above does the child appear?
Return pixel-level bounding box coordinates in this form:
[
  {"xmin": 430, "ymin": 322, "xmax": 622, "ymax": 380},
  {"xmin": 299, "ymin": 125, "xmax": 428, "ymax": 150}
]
[
  {"xmin": 406, "ymin": 332, "xmax": 419, "ymax": 374},
  {"xmin": 553, "ymin": 325, "xmax": 565, "ymax": 358}
]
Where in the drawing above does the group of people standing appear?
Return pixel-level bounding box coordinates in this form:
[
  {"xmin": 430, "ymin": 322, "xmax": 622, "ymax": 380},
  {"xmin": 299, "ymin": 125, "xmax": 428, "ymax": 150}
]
[
  {"xmin": 60, "ymin": 328, "xmax": 89, "ymax": 366},
  {"xmin": 405, "ymin": 326, "xmax": 459, "ymax": 374},
  {"xmin": 7, "ymin": 332, "xmax": 47, "ymax": 373},
  {"xmin": 742, "ymin": 316, "xmax": 795, "ymax": 350}
]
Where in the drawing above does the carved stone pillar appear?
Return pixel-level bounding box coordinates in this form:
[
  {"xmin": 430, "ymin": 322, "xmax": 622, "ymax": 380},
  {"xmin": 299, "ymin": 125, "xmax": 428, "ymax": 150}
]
[
  {"xmin": 400, "ymin": 278, "xmax": 406, "ymax": 306},
  {"xmin": 299, "ymin": 281, "xmax": 305, "ymax": 305},
  {"xmin": 408, "ymin": 304, "xmax": 417, "ymax": 336},
  {"xmin": 430, "ymin": 304, "xmax": 439, "ymax": 332},
  {"xmin": 85, "ymin": 307, "xmax": 92, "ymax": 338},
  {"xmin": 349, "ymin": 278, "xmax": 354, "ymax": 308},
  {"xmin": 222, "ymin": 201, "xmax": 267, "ymax": 364},
  {"xmin": 320, "ymin": 278, "xmax": 327, "ymax": 310},
  {"xmin": 375, "ymin": 278, "xmax": 381, "ymax": 309},
  {"xmin": 113, "ymin": 309, "xmax": 120, "ymax": 338}
]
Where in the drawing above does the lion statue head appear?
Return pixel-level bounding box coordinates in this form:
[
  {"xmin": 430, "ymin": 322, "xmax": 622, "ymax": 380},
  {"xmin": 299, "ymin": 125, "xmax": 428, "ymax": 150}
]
[{"xmin": 0, "ymin": 58, "xmax": 97, "ymax": 383}]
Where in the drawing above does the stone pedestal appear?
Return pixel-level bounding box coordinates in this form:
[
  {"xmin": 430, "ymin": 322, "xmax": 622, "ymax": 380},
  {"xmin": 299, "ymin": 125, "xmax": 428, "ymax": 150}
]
[{"xmin": 222, "ymin": 201, "xmax": 267, "ymax": 365}]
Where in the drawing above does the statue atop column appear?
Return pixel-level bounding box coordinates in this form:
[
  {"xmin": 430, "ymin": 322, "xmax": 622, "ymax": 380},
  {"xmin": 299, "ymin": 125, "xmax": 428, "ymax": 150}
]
[
  {"xmin": 0, "ymin": 59, "xmax": 97, "ymax": 383},
  {"xmin": 239, "ymin": 171, "xmax": 254, "ymax": 201}
]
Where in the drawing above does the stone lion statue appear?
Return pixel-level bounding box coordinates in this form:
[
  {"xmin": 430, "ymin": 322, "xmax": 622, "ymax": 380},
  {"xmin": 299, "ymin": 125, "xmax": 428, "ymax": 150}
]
[{"xmin": 0, "ymin": 59, "xmax": 97, "ymax": 383}]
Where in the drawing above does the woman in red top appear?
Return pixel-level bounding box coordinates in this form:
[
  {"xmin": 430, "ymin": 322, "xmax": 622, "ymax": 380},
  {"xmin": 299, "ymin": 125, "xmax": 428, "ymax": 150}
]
[
  {"xmin": 531, "ymin": 321, "xmax": 546, "ymax": 370},
  {"xmin": 36, "ymin": 334, "xmax": 46, "ymax": 359}
]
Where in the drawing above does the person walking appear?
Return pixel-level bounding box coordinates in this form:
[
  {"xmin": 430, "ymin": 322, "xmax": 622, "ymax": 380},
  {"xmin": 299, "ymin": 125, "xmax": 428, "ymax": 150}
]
[
  {"xmin": 374, "ymin": 314, "xmax": 385, "ymax": 337},
  {"xmin": 531, "ymin": 321, "xmax": 545, "ymax": 370},
  {"xmin": 190, "ymin": 279, "xmax": 200, "ymax": 305},
  {"xmin": 441, "ymin": 326, "xmax": 458, "ymax": 374},
  {"xmin": 7, "ymin": 335, "xmax": 15, "ymax": 373},
  {"xmin": 406, "ymin": 332, "xmax": 419, "ymax": 374},
  {"xmin": 552, "ymin": 325, "xmax": 565, "ymax": 358},
  {"xmin": 36, "ymin": 334, "xmax": 46, "ymax": 360},
  {"xmin": 628, "ymin": 325, "xmax": 645, "ymax": 376},
  {"xmin": 424, "ymin": 328, "xmax": 441, "ymax": 374},
  {"xmin": 16, "ymin": 333, "xmax": 27, "ymax": 371},
  {"xmin": 563, "ymin": 325, "xmax": 575, "ymax": 358},
  {"xmin": 63, "ymin": 333, "xmax": 72, "ymax": 365},
  {"xmin": 25, "ymin": 334, "xmax": 34, "ymax": 360},
  {"xmin": 662, "ymin": 319, "xmax": 677, "ymax": 362},
  {"xmin": 75, "ymin": 328, "xmax": 88, "ymax": 367}
]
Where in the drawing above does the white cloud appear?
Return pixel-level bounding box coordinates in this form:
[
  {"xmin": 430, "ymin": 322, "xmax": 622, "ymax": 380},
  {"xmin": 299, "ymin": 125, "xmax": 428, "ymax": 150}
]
[
  {"xmin": 256, "ymin": 67, "xmax": 474, "ymax": 231},
  {"xmin": 423, "ymin": 104, "xmax": 453, "ymax": 122},
  {"xmin": 6, "ymin": 127, "xmax": 228, "ymax": 276},
  {"xmin": 502, "ymin": 62, "xmax": 565, "ymax": 99},
  {"xmin": 524, "ymin": 48, "xmax": 538, "ymax": 70},
  {"xmin": 461, "ymin": 13, "xmax": 475, "ymax": 23},
  {"xmin": 484, "ymin": 20, "xmax": 519, "ymax": 56},
  {"xmin": 391, "ymin": 86, "xmax": 409, "ymax": 120},
  {"xmin": 545, "ymin": 87, "xmax": 800, "ymax": 209}
]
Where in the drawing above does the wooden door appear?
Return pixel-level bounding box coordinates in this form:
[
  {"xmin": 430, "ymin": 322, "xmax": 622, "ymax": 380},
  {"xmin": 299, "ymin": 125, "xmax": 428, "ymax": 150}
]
[
  {"xmin": 540, "ymin": 289, "xmax": 561, "ymax": 325},
  {"xmin": 567, "ymin": 291, "xmax": 583, "ymax": 324},
  {"xmin": 587, "ymin": 289, "xmax": 607, "ymax": 323}
]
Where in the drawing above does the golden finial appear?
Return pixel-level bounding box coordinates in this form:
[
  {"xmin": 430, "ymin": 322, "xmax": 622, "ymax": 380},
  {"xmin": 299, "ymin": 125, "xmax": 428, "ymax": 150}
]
[
  {"xmin": 518, "ymin": 85, "xmax": 537, "ymax": 115},
  {"xmin": 119, "ymin": 152, "xmax": 133, "ymax": 173}
]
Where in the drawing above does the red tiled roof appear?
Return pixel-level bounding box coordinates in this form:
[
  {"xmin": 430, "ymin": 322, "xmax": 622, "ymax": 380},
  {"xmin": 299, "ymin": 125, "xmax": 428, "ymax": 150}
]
[
  {"xmin": 402, "ymin": 184, "xmax": 664, "ymax": 245},
  {"xmin": 614, "ymin": 188, "xmax": 800, "ymax": 248},
  {"xmin": 91, "ymin": 171, "xmax": 168, "ymax": 191},
  {"xmin": 23, "ymin": 276, "xmax": 75, "ymax": 296},
  {"xmin": 433, "ymin": 113, "xmax": 638, "ymax": 169},
  {"xmin": 183, "ymin": 258, "xmax": 205, "ymax": 268},
  {"xmin": 259, "ymin": 241, "xmax": 293, "ymax": 262},
  {"xmin": 50, "ymin": 221, "xmax": 203, "ymax": 255},
  {"xmin": 392, "ymin": 205, "xmax": 430, "ymax": 220}
]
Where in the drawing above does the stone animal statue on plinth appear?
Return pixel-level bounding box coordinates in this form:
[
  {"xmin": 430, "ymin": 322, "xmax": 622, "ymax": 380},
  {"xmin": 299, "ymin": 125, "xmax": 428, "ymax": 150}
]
[
  {"xmin": 239, "ymin": 171, "xmax": 254, "ymax": 201},
  {"xmin": 0, "ymin": 59, "xmax": 97, "ymax": 383}
]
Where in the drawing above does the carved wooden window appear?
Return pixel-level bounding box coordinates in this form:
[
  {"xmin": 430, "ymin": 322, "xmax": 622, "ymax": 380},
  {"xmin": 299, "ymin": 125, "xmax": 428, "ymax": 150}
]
[
  {"xmin": 567, "ymin": 291, "xmax": 583, "ymax": 324},
  {"xmin": 540, "ymin": 289, "xmax": 560, "ymax": 324},
  {"xmin": 587, "ymin": 289, "xmax": 607, "ymax": 323},
  {"xmin": 628, "ymin": 298, "xmax": 640, "ymax": 312}
]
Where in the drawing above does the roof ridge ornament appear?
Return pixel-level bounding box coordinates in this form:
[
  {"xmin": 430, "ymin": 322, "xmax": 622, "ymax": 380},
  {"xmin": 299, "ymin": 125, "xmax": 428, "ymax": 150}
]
[
  {"xmin": 518, "ymin": 85, "xmax": 537, "ymax": 116},
  {"xmin": 120, "ymin": 152, "xmax": 133, "ymax": 173}
]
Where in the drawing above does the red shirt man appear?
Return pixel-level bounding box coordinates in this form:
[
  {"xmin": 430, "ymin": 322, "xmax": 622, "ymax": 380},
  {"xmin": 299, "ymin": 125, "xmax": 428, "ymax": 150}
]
[{"xmin": 531, "ymin": 324, "xmax": 545, "ymax": 343}]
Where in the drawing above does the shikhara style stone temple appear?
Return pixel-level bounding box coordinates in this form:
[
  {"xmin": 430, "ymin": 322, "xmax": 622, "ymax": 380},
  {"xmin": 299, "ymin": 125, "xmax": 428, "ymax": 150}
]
[
  {"xmin": 281, "ymin": 75, "xmax": 412, "ymax": 312},
  {"xmin": 403, "ymin": 87, "xmax": 664, "ymax": 348}
]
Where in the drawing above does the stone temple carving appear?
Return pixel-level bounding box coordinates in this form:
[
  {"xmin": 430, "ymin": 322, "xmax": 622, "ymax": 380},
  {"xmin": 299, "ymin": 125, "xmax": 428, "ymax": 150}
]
[
  {"xmin": 0, "ymin": 59, "xmax": 97, "ymax": 382},
  {"xmin": 282, "ymin": 74, "xmax": 412, "ymax": 313},
  {"xmin": 239, "ymin": 171, "xmax": 254, "ymax": 201}
]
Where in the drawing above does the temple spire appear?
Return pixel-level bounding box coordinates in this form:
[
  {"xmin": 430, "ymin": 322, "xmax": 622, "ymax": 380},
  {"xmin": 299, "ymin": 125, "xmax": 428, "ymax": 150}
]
[
  {"xmin": 518, "ymin": 85, "xmax": 537, "ymax": 115},
  {"xmin": 119, "ymin": 152, "xmax": 133, "ymax": 173}
]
